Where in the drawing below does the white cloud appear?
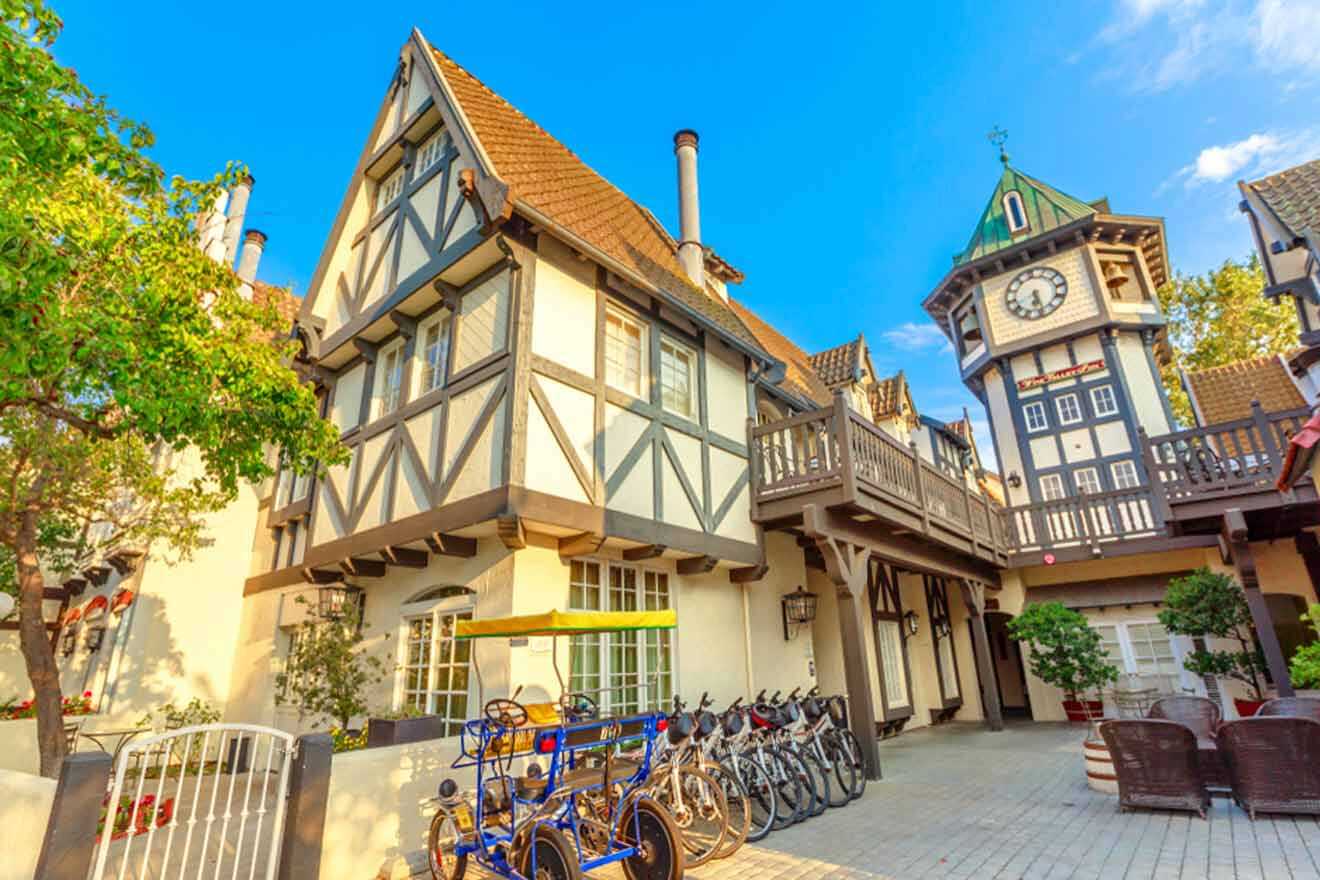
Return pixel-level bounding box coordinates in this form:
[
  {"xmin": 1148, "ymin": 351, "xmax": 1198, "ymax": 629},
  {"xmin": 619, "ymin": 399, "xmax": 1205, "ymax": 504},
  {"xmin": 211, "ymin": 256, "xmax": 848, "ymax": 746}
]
[
  {"xmin": 881, "ymin": 322, "xmax": 952, "ymax": 353},
  {"xmin": 1166, "ymin": 127, "xmax": 1320, "ymax": 190},
  {"xmin": 1255, "ymin": 0, "xmax": 1320, "ymax": 75},
  {"xmin": 1189, "ymin": 133, "xmax": 1281, "ymax": 182}
]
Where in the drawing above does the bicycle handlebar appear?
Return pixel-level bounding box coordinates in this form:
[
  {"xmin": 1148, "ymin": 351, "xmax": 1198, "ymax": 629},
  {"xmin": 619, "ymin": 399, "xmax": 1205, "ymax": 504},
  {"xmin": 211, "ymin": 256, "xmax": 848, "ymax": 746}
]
[
  {"xmin": 769, "ymin": 690, "xmax": 781, "ymax": 703},
  {"xmin": 787, "ymin": 686, "xmax": 801, "ymax": 700},
  {"xmin": 699, "ymin": 691, "xmax": 711, "ymax": 709},
  {"xmin": 755, "ymin": 689, "xmax": 767, "ymax": 702}
]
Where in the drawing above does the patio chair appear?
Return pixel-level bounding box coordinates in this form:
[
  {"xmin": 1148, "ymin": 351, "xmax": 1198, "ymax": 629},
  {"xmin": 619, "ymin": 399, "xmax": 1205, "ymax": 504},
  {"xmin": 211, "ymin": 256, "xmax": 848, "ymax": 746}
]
[
  {"xmin": 1099, "ymin": 719, "xmax": 1210, "ymax": 818},
  {"xmin": 1216, "ymin": 717, "xmax": 1320, "ymax": 819},
  {"xmin": 1148, "ymin": 695, "xmax": 1228, "ymax": 788},
  {"xmin": 1254, "ymin": 697, "xmax": 1320, "ymax": 722}
]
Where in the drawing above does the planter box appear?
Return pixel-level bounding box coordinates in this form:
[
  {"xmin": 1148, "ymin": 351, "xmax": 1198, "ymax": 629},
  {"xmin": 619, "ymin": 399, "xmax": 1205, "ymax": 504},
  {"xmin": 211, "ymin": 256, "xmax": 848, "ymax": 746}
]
[
  {"xmin": 1234, "ymin": 698, "xmax": 1266, "ymax": 718},
  {"xmin": 366, "ymin": 715, "xmax": 447, "ymax": 748},
  {"xmin": 1062, "ymin": 700, "xmax": 1104, "ymax": 723}
]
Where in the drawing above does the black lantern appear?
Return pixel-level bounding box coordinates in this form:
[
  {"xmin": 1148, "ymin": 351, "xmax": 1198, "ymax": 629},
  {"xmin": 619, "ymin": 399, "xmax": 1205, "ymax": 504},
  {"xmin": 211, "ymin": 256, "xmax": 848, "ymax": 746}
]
[
  {"xmin": 61, "ymin": 626, "xmax": 78, "ymax": 657},
  {"xmin": 85, "ymin": 626, "xmax": 107, "ymax": 653},
  {"xmin": 1006, "ymin": 471, "xmax": 1023, "ymax": 489},
  {"xmin": 903, "ymin": 610, "xmax": 920, "ymax": 635},
  {"xmin": 317, "ymin": 583, "xmax": 362, "ymax": 620},
  {"xmin": 781, "ymin": 586, "xmax": 818, "ymax": 640}
]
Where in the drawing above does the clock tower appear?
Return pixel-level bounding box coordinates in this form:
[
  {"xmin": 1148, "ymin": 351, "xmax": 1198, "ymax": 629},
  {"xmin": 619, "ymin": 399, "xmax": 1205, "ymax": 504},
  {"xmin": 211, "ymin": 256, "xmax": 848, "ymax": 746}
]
[{"xmin": 923, "ymin": 157, "xmax": 1177, "ymax": 508}]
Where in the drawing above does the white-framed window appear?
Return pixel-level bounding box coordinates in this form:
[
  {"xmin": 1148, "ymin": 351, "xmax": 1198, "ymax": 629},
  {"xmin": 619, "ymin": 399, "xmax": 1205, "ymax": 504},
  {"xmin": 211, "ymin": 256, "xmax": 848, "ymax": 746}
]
[
  {"xmin": 659, "ymin": 337, "xmax": 697, "ymax": 419},
  {"xmin": 1074, "ymin": 467, "xmax": 1102, "ymax": 495},
  {"xmin": 1023, "ymin": 401, "xmax": 1048, "ymax": 433},
  {"xmin": 1092, "ymin": 620, "xmax": 1183, "ymax": 683},
  {"xmin": 604, "ymin": 306, "xmax": 647, "ymax": 397},
  {"xmin": 418, "ymin": 314, "xmax": 451, "ymax": 394},
  {"xmin": 375, "ymin": 341, "xmax": 407, "ymax": 418},
  {"xmin": 1040, "ymin": 473, "xmax": 1066, "ymax": 501},
  {"xmin": 376, "ymin": 165, "xmax": 404, "ymax": 213},
  {"xmin": 399, "ymin": 603, "xmax": 474, "ymax": 737},
  {"xmin": 415, "ymin": 129, "xmax": 446, "ymax": 175},
  {"xmin": 1090, "ymin": 384, "xmax": 1118, "ymax": 417},
  {"xmin": 1055, "ymin": 393, "xmax": 1082, "ymax": 425},
  {"xmin": 1111, "ymin": 459, "xmax": 1140, "ymax": 490},
  {"xmin": 568, "ymin": 559, "xmax": 674, "ymax": 716},
  {"xmin": 1003, "ymin": 191, "xmax": 1028, "ymax": 233}
]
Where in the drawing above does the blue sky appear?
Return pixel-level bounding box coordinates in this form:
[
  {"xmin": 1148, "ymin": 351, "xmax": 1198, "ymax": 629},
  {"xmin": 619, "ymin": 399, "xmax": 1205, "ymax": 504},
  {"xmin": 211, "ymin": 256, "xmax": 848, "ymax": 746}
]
[{"xmin": 53, "ymin": 0, "xmax": 1320, "ymax": 468}]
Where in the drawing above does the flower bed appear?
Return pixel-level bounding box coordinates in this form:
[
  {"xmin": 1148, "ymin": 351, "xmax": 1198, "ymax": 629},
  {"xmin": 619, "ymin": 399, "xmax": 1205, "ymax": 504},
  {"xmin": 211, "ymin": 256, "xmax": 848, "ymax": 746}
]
[
  {"xmin": 3, "ymin": 691, "xmax": 95, "ymax": 720},
  {"xmin": 97, "ymin": 792, "xmax": 175, "ymax": 842}
]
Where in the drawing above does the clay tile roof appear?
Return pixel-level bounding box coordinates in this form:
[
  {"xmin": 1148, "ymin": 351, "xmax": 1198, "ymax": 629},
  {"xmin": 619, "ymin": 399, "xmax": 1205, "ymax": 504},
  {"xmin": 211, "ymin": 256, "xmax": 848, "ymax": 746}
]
[
  {"xmin": 1184, "ymin": 355, "xmax": 1307, "ymax": 426},
  {"xmin": 427, "ymin": 45, "xmax": 759, "ymax": 351},
  {"xmin": 1245, "ymin": 158, "xmax": 1320, "ymax": 243},
  {"xmin": 728, "ymin": 299, "xmax": 831, "ymax": 407},
  {"xmin": 808, "ymin": 337, "xmax": 862, "ymax": 388},
  {"xmin": 869, "ymin": 371, "xmax": 908, "ymax": 420}
]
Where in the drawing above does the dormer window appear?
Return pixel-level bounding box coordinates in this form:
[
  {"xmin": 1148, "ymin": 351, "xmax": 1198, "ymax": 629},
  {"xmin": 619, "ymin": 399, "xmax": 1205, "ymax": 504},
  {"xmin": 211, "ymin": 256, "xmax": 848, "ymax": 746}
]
[{"xmin": 1003, "ymin": 191, "xmax": 1028, "ymax": 234}]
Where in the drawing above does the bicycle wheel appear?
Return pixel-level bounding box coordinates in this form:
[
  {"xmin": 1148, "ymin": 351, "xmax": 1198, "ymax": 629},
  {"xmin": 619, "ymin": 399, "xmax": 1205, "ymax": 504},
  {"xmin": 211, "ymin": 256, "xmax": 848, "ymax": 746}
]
[
  {"xmin": 752, "ymin": 748, "xmax": 799, "ymax": 830},
  {"xmin": 651, "ymin": 764, "xmax": 727, "ymax": 867},
  {"xmin": 706, "ymin": 762, "xmax": 749, "ymax": 859},
  {"xmin": 798, "ymin": 748, "xmax": 831, "ymax": 817},
  {"xmin": 426, "ymin": 807, "xmax": 468, "ymax": 880},
  {"xmin": 824, "ymin": 736, "xmax": 855, "ymax": 808},
  {"xmin": 515, "ymin": 824, "xmax": 582, "ymax": 880},
  {"xmin": 727, "ymin": 752, "xmax": 776, "ymax": 842},
  {"xmin": 839, "ymin": 728, "xmax": 868, "ymax": 799},
  {"xmin": 619, "ymin": 796, "xmax": 683, "ymax": 880},
  {"xmin": 775, "ymin": 747, "xmax": 818, "ymax": 822}
]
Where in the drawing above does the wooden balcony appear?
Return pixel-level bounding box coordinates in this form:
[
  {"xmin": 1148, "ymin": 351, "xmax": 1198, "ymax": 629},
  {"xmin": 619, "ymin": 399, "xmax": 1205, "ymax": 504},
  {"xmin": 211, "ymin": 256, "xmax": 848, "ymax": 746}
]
[{"xmin": 749, "ymin": 397, "xmax": 1009, "ymax": 574}]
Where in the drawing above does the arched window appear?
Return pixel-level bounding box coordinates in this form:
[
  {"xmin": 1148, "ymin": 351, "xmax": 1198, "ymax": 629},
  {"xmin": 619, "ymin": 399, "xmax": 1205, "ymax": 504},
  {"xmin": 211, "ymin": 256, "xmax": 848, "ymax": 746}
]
[{"xmin": 1003, "ymin": 191, "xmax": 1028, "ymax": 234}]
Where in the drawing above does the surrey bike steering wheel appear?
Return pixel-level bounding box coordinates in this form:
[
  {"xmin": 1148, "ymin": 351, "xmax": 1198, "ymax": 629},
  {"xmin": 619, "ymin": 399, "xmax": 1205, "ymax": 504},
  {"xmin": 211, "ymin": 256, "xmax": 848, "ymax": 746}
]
[
  {"xmin": 559, "ymin": 691, "xmax": 599, "ymax": 721},
  {"xmin": 483, "ymin": 698, "xmax": 529, "ymax": 729}
]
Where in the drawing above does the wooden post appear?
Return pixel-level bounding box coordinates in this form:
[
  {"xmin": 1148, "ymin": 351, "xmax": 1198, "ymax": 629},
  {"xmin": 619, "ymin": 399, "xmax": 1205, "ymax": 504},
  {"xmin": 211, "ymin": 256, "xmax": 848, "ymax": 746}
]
[
  {"xmin": 833, "ymin": 391, "xmax": 856, "ymax": 504},
  {"xmin": 959, "ymin": 580, "xmax": 1004, "ymax": 732},
  {"xmin": 910, "ymin": 441, "xmax": 930, "ymax": 534},
  {"xmin": 1137, "ymin": 426, "xmax": 1172, "ymax": 524},
  {"xmin": 1223, "ymin": 509, "xmax": 1294, "ymax": 698},
  {"xmin": 746, "ymin": 417, "xmax": 760, "ymax": 521},
  {"xmin": 1250, "ymin": 400, "xmax": 1282, "ymax": 477}
]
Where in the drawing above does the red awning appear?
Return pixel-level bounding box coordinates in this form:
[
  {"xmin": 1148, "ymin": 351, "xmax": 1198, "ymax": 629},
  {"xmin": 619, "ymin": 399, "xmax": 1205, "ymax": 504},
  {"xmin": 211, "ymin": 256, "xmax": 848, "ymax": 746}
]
[
  {"xmin": 1276, "ymin": 410, "xmax": 1320, "ymax": 490},
  {"xmin": 83, "ymin": 594, "xmax": 109, "ymax": 621},
  {"xmin": 62, "ymin": 606, "xmax": 82, "ymax": 625},
  {"xmin": 111, "ymin": 589, "xmax": 134, "ymax": 614}
]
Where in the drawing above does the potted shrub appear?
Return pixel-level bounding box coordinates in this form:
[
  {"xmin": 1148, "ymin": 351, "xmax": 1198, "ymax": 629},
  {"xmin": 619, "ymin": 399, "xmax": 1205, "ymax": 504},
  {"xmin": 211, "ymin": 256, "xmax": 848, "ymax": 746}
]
[
  {"xmin": 1288, "ymin": 604, "xmax": 1320, "ymax": 698},
  {"xmin": 1158, "ymin": 569, "xmax": 1267, "ymax": 716},
  {"xmin": 1008, "ymin": 602, "xmax": 1117, "ymax": 722}
]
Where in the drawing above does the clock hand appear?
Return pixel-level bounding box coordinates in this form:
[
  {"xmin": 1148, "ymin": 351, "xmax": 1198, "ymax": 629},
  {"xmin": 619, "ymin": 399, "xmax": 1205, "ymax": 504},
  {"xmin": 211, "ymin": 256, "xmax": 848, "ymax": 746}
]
[{"xmin": 1030, "ymin": 291, "xmax": 1042, "ymax": 309}]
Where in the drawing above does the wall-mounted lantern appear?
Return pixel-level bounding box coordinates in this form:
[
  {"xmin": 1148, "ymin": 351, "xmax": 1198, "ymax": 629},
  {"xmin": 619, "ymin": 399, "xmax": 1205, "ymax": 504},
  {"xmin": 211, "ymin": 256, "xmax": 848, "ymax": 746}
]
[
  {"xmin": 934, "ymin": 619, "xmax": 952, "ymax": 639},
  {"xmin": 1006, "ymin": 471, "xmax": 1023, "ymax": 489},
  {"xmin": 317, "ymin": 583, "xmax": 363, "ymax": 620},
  {"xmin": 85, "ymin": 626, "xmax": 106, "ymax": 653},
  {"xmin": 781, "ymin": 586, "xmax": 818, "ymax": 641},
  {"xmin": 903, "ymin": 610, "xmax": 920, "ymax": 635},
  {"xmin": 61, "ymin": 626, "xmax": 78, "ymax": 657}
]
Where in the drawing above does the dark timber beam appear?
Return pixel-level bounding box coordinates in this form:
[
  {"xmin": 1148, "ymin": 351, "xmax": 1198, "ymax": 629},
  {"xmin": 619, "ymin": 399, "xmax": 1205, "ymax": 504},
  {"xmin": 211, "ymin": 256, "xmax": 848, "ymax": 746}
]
[
  {"xmin": 62, "ymin": 577, "xmax": 87, "ymax": 597},
  {"xmin": 676, "ymin": 555, "xmax": 718, "ymax": 576},
  {"xmin": 559, "ymin": 532, "xmax": 605, "ymax": 560},
  {"xmin": 382, "ymin": 546, "xmax": 428, "ymax": 568},
  {"xmin": 729, "ymin": 563, "xmax": 769, "ymax": 584},
  {"xmin": 802, "ymin": 503, "xmax": 881, "ymax": 780},
  {"xmin": 1223, "ymin": 509, "xmax": 1294, "ymax": 697},
  {"xmin": 426, "ymin": 532, "xmax": 478, "ymax": 558},
  {"xmin": 1295, "ymin": 532, "xmax": 1320, "ymax": 602},
  {"xmin": 340, "ymin": 556, "xmax": 387, "ymax": 578},
  {"xmin": 83, "ymin": 566, "xmax": 111, "ymax": 587},
  {"xmin": 958, "ymin": 579, "xmax": 1004, "ymax": 732},
  {"xmin": 301, "ymin": 568, "xmax": 342, "ymax": 585},
  {"xmin": 387, "ymin": 309, "xmax": 418, "ymax": 338},
  {"xmin": 623, "ymin": 544, "xmax": 666, "ymax": 562},
  {"xmin": 497, "ymin": 515, "xmax": 526, "ymax": 550}
]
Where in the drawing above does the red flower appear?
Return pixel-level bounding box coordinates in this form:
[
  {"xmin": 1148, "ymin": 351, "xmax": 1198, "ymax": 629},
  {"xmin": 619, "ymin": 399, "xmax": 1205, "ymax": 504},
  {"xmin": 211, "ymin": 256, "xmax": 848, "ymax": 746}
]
[{"xmin": 83, "ymin": 691, "xmax": 92, "ymax": 698}]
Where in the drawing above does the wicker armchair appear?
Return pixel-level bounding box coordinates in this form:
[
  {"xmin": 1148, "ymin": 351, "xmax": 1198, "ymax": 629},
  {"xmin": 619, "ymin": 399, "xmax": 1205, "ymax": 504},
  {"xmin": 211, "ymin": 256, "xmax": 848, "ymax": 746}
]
[
  {"xmin": 1099, "ymin": 719, "xmax": 1210, "ymax": 818},
  {"xmin": 1216, "ymin": 717, "xmax": 1320, "ymax": 819},
  {"xmin": 1148, "ymin": 696, "xmax": 1221, "ymax": 739},
  {"xmin": 1255, "ymin": 697, "xmax": 1320, "ymax": 722}
]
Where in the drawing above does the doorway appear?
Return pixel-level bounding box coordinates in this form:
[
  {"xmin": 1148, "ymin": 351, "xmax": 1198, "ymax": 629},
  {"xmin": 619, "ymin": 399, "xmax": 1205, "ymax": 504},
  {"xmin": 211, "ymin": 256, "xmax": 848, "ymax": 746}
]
[{"xmin": 985, "ymin": 612, "xmax": 1032, "ymax": 719}]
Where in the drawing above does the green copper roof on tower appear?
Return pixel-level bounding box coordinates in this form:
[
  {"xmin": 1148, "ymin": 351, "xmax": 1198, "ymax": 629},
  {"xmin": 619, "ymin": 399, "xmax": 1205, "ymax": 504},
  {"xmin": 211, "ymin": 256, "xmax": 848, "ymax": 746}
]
[{"xmin": 954, "ymin": 166, "xmax": 1097, "ymax": 266}]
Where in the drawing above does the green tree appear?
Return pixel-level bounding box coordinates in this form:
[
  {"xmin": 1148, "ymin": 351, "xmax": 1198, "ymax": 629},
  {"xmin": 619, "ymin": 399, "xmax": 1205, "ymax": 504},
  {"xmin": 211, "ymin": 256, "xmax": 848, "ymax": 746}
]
[
  {"xmin": 1157, "ymin": 568, "xmax": 1266, "ymax": 699},
  {"xmin": 275, "ymin": 597, "xmax": 386, "ymax": 735},
  {"xmin": 0, "ymin": 1, "xmax": 344, "ymax": 776},
  {"xmin": 1007, "ymin": 602, "xmax": 1117, "ymax": 703},
  {"xmin": 1157, "ymin": 255, "xmax": 1300, "ymax": 425},
  {"xmin": 1288, "ymin": 604, "xmax": 1320, "ymax": 689}
]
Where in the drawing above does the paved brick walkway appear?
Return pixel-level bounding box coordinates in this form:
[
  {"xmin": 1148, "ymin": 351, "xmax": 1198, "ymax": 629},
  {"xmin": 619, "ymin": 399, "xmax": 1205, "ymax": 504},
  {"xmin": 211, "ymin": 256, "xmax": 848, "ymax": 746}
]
[{"xmin": 682, "ymin": 722, "xmax": 1320, "ymax": 880}]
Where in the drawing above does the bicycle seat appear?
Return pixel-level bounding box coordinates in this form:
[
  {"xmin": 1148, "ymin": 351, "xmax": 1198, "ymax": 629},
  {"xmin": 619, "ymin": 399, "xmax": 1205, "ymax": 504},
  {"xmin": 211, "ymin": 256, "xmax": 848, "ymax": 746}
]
[{"xmin": 559, "ymin": 757, "xmax": 641, "ymax": 791}]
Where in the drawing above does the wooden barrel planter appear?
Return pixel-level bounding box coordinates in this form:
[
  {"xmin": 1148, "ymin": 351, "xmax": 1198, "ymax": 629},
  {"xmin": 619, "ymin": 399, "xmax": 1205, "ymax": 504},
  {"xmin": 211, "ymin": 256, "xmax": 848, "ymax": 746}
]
[{"xmin": 1083, "ymin": 737, "xmax": 1117, "ymax": 794}]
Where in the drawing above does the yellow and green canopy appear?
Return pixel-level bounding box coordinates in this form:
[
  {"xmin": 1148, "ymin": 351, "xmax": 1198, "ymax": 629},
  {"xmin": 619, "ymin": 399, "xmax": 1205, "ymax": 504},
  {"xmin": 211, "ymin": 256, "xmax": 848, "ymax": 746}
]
[{"xmin": 455, "ymin": 609, "xmax": 676, "ymax": 640}]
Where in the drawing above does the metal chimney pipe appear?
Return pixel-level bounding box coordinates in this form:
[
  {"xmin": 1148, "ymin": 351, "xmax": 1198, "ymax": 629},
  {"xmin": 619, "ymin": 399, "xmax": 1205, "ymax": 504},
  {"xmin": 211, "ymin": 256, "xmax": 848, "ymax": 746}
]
[
  {"xmin": 221, "ymin": 174, "xmax": 255, "ymax": 266},
  {"xmin": 237, "ymin": 229, "xmax": 266, "ymax": 285},
  {"xmin": 199, "ymin": 190, "xmax": 229, "ymax": 264},
  {"xmin": 673, "ymin": 130, "xmax": 704, "ymax": 288}
]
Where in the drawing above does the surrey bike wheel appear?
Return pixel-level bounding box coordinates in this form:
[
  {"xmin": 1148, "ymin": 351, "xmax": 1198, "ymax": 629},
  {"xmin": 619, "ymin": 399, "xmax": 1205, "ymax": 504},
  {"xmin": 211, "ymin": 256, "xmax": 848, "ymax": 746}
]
[
  {"xmin": 727, "ymin": 751, "xmax": 776, "ymax": 843},
  {"xmin": 839, "ymin": 728, "xmax": 868, "ymax": 800},
  {"xmin": 706, "ymin": 762, "xmax": 750, "ymax": 860},
  {"xmin": 426, "ymin": 807, "xmax": 468, "ymax": 880},
  {"xmin": 619, "ymin": 797, "xmax": 685, "ymax": 880},
  {"xmin": 515, "ymin": 824, "xmax": 582, "ymax": 880},
  {"xmin": 652, "ymin": 764, "xmax": 727, "ymax": 868}
]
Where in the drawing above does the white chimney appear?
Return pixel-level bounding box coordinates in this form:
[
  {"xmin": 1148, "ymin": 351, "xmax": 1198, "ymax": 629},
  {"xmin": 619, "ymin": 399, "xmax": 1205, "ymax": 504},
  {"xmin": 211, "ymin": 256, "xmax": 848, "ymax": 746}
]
[
  {"xmin": 236, "ymin": 229, "xmax": 266, "ymax": 300},
  {"xmin": 199, "ymin": 190, "xmax": 229, "ymax": 264},
  {"xmin": 221, "ymin": 174, "xmax": 255, "ymax": 266},
  {"xmin": 673, "ymin": 130, "xmax": 704, "ymax": 289}
]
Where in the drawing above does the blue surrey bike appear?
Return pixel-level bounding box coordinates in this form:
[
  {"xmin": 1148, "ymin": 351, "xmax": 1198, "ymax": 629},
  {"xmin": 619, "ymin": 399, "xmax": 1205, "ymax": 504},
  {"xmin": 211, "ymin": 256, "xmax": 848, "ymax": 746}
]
[{"xmin": 426, "ymin": 609, "xmax": 684, "ymax": 880}]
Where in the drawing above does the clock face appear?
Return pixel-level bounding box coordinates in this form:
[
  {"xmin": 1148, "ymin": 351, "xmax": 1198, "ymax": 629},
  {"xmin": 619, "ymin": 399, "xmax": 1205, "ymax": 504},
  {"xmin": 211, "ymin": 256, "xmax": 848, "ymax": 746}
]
[{"xmin": 1005, "ymin": 267, "xmax": 1068, "ymax": 320}]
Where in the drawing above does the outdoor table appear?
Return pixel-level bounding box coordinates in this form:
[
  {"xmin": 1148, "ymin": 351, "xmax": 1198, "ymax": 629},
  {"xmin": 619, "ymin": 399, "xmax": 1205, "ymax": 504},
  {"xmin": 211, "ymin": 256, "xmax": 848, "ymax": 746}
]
[
  {"xmin": 1196, "ymin": 736, "xmax": 1231, "ymax": 791},
  {"xmin": 79, "ymin": 726, "xmax": 150, "ymax": 767}
]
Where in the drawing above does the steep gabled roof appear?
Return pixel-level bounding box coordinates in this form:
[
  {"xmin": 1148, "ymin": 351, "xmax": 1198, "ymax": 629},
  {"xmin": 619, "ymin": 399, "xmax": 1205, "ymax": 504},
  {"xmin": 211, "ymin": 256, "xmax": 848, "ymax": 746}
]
[
  {"xmin": 728, "ymin": 299, "xmax": 831, "ymax": 407},
  {"xmin": 424, "ymin": 42, "xmax": 759, "ymax": 351},
  {"xmin": 955, "ymin": 165, "xmax": 1096, "ymax": 266},
  {"xmin": 1244, "ymin": 158, "xmax": 1320, "ymax": 245},
  {"xmin": 1183, "ymin": 354, "xmax": 1307, "ymax": 427},
  {"xmin": 808, "ymin": 336, "xmax": 864, "ymax": 388},
  {"xmin": 869, "ymin": 371, "xmax": 918, "ymax": 427}
]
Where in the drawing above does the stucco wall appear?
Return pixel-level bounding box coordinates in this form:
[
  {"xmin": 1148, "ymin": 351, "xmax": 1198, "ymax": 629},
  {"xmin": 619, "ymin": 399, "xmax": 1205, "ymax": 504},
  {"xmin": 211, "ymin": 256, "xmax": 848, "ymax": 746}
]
[{"xmin": 0, "ymin": 765, "xmax": 56, "ymax": 880}]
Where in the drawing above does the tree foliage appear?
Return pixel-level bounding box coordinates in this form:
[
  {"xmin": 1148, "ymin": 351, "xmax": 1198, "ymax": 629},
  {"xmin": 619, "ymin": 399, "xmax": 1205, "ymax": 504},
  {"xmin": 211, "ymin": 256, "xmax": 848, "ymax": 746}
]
[
  {"xmin": 1157, "ymin": 568, "xmax": 1266, "ymax": 699},
  {"xmin": 1289, "ymin": 604, "xmax": 1320, "ymax": 690},
  {"xmin": 1157, "ymin": 255, "xmax": 1300, "ymax": 425},
  {"xmin": 274, "ymin": 597, "xmax": 386, "ymax": 733},
  {"xmin": 0, "ymin": 0, "xmax": 345, "ymax": 776},
  {"xmin": 1007, "ymin": 602, "xmax": 1117, "ymax": 700}
]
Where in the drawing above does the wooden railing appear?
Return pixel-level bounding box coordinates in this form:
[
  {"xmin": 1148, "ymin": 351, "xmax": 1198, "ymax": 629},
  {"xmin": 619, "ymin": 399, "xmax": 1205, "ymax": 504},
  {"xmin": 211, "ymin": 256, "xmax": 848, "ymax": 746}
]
[
  {"xmin": 750, "ymin": 397, "xmax": 1005, "ymax": 563},
  {"xmin": 1000, "ymin": 487, "xmax": 1161, "ymax": 555},
  {"xmin": 1143, "ymin": 402, "xmax": 1312, "ymax": 502}
]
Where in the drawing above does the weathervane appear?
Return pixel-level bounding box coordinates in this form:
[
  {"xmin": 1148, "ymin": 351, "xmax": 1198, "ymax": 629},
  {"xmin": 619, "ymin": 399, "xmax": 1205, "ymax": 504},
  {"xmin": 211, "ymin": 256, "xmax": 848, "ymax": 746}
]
[{"xmin": 987, "ymin": 126, "xmax": 1009, "ymax": 166}]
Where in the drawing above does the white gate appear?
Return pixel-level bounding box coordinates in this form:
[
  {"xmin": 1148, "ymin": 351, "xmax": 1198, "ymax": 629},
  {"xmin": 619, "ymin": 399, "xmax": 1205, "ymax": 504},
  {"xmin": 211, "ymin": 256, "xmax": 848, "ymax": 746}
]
[{"xmin": 89, "ymin": 723, "xmax": 295, "ymax": 880}]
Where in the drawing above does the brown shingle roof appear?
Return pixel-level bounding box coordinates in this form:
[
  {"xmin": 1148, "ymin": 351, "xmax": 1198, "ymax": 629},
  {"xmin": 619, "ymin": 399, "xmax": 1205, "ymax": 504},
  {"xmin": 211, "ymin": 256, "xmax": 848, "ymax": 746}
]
[
  {"xmin": 869, "ymin": 371, "xmax": 914, "ymax": 421},
  {"xmin": 426, "ymin": 44, "xmax": 759, "ymax": 351},
  {"xmin": 808, "ymin": 337, "xmax": 862, "ymax": 388},
  {"xmin": 1245, "ymin": 158, "xmax": 1320, "ymax": 242},
  {"xmin": 728, "ymin": 299, "xmax": 831, "ymax": 407},
  {"xmin": 1184, "ymin": 355, "xmax": 1307, "ymax": 426}
]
